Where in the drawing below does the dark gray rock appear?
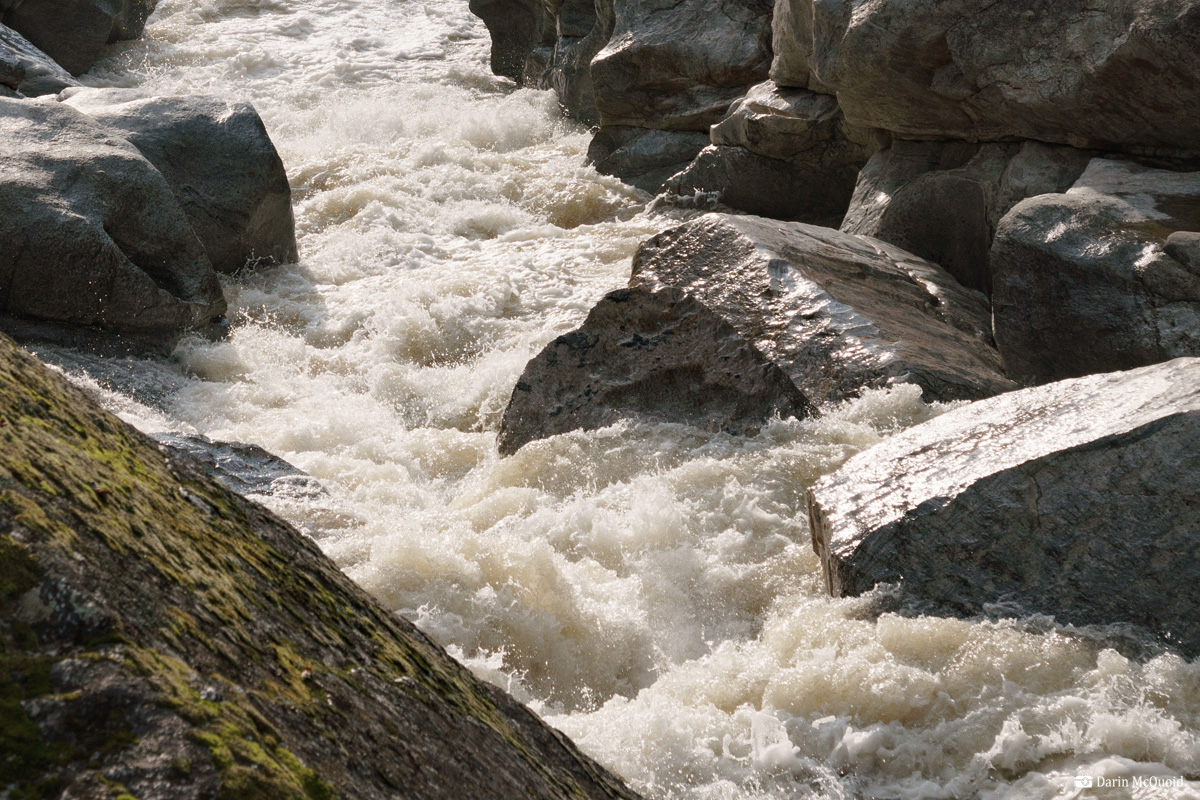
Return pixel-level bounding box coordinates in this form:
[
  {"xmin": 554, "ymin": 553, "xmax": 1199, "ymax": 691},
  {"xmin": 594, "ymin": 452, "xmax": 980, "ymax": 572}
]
[
  {"xmin": 590, "ymin": 0, "xmax": 773, "ymax": 131},
  {"xmin": 62, "ymin": 88, "xmax": 298, "ymax": 274},
  {"xmin": 807, "ymin": 357, "xmax": 1200, "ymax": 656},
  {"xmin": 1, "ymin": 0, "xmax": 159, "ymax": 75},
  {"xmin": 632, "ymin": 213, "xmax": 1016, "ymax": 403},
  {"xmin": 587, "ymin": 126, "xmax": 709, "ymax": 193},
  {"xmin": 154, "ymin": 432, "xmax": 325, "ymax": 499},
  {"xmin": 498, "ymin": 286, "xmax": 814, "ymax": 455},
  {"xmin": 814, "ymin": 0, "xmax": 1200, "ymax": 154},
  {"xmin": 468, "ymin": 0, "xmax": 544, "ymax": 83},
  {"xmin": 841, "ymin": 141, "xmax": 1091, "ymax": 295},
  {"xmin": 0, "ymin": 97, "xmax": 225, "ymax": 345},
  {"xmin": 991, "ymin": 158, "xmax": 1200, "ymax": 384},
  {"xmin": 0, "ymin": 22, "xmax": 78, "ymax": 96}
]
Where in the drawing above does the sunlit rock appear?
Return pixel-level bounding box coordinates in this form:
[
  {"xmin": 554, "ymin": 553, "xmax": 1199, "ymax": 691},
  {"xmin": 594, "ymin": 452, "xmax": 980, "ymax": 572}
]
[
  {"xmin": 808, "ymin": 357, "xmax": 1200, "ymax": 656},
  {"xmin": 991, "ymin": 158, "xmax": 1200, "ymax": 384},
  {"xmin": 1, "ymin": 0, "xmax": 159, "ymax": 75},
  {"xmin": 62, "ymin": 88, "xmax": 299, "ymax": 274},
  {"xmin": 498, "ymin": 286, "xmax": 815, "ymax": 455},
  {"xmin": 0, "ymin": 22, "xmax": 77, "ymax": 96},
  {"xmin": 0, "ymin": 97, "xmax": 225, "ymax": 348},
  {"xmin": 631, "ymin": 213, "xmax": 1015, "ymax": 403}
]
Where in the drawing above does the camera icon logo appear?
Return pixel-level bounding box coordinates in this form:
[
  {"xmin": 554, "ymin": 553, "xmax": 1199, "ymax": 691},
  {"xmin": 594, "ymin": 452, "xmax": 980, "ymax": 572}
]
[{"xmin": 1074, "ymin": 776, "xmax": 1094, "ymax": 788}]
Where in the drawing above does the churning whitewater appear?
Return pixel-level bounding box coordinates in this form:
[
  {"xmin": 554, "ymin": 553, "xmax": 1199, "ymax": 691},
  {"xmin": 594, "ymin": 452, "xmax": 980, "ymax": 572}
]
[{"xmin": 37, "ymin": 0, "xmax": 1200, "ymax": 798}]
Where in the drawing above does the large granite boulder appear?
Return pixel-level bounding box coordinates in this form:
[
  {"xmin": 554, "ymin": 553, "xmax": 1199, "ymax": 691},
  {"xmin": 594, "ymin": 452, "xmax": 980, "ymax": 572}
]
[
  {"xmin": 841, "ymin": 140, "xmax": 1092, "ymax": 295},
  {"xmin": 631, "ymin": 213, "xmax": 1016, "ymax": 403},
  {"xmin": 590, "ymin": 0, "xmax": 773, "ymax": 131},
  {"xmin": 991, "ymin": 158, "xmax": 1200, "ymax": 384},
  {"xmin": 62, "ymin": 88, "xmax": 299, "ymax": 274},
  {"xmin": 808, "ymin": 357, "xmax": 1200, "ymax": 656},
  {"xmin": 664, "ymin": 80, "xmax": 880, "ymax": 224},
  {"xmin": 0, "ymin": 97, "xmax": 225, "ymax": 346},
  {"xmin": 498, "ymin": 286, "xmax": 814, "ymax": 454},
  {"xmin": 815, "ymin": 0, "xmax": 1200, "ymax": 153},
  {"xmin": 587, "ymin": 126, "xmax": 710, "ymax": 193},
  {"xmin": 0, "ymin": 334, "xmax": 642, "ymax": 800},
  {"xmin": 0, "ymin": 22, "xmax": 77, "ymax": 96},
  {"xmin": 1, "ymin": 0, "xmax": 159, "ymax": 75}
]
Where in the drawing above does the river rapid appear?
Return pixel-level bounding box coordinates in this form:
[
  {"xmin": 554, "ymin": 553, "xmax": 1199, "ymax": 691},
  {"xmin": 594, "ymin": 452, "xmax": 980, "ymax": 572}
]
[{"xmin": 35, "ymin": 0, "xmax": 1200, "ymax": 798}]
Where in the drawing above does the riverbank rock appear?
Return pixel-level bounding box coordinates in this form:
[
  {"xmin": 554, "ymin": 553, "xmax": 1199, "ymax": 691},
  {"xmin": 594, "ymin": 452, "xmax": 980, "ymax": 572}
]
[
  {"xmin": 0, "ymin": 22, "xmax": 77, "ymax": 96},
  {"xmin": 663, "ymin": 81, "xmax": 879, "ymax": 224},
  {"xmin": 808, "ymin": 357, "xmax": 1200, "ymax": 656},
  {"xmin": 841, "ymin": 140, "xmax": 1092, "ymax": 295},
  {"xmin": 62, "ymin": 88, "xmax": 298, "ymax": 274},
  {"xmin": 498, "ymin": 287, "xmax": 814, "ymax": 455},
  {"xmin": 1, "ymin": 0, "xmax": 158, "ymax": 75},
  {"xmin": 631, "ymin": 213, "xmax": 1015, "ymax": 403},
  {"xmin": 991, "ymin": 158, "xmax": 1200, "ymax": 384},
  {"xmin": 468, "ymin": 0, "xmax": 544, "ymax": 83},
  {"xmin": 0, "ymin": 97, "xmax": 225, "ymax": 347},
  {"xmin": 0, "ymin": 333, "xmax": 641, "ymax": 799},
  {"xmin": 587, "ymin": 126, "xmax": 710, "ymax": 193},
  {"xmin": 819, "ymin": 0, "xmax": 1200, "ymax": 154}
]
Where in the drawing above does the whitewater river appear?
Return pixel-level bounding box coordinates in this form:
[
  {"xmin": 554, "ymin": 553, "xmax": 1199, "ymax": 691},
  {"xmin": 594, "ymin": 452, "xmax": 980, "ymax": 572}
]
[{"xmin": 35, "ymin": 0, "xmax": 1200, "ymax": 797}]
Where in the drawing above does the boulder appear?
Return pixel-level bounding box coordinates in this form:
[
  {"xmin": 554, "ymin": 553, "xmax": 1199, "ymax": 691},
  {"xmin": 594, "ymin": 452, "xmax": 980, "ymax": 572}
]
[
  {"xmin": 808, "ymin": 357, "xmax": 1200, "ymax": 656},
  {"xmin": 62, "ymin": 88, "xmax": 299, "ymax": 274},
  {"xmin": 468, "ymin": 0, "xmax": 545, "ymax": 83},
  {"xmin": 0, "ymin": 97, "xmax": 225, "ymax": 346},
  {"xmin": 991, "ymin": 158, "xmax": 1200, "ymax": 384},
  {"xmin": 0, "ymin": 334, "xmax": 643, "ymax": 800},
  {"xmin": 769, "ymin": 0, "xmax": 837, "ymax": 93},
  {"xmin": 1, "ymin": 0, "xmax": 159, "ymax": 75},
  {"xmin": 841, "ymin": 140, "xmax": 1091, "ymax": 295},
  {"xmin": 663, "ymin": 81, "xmax": 880, "ymax": 224},
  {"xmin": 498, "ymin": 287, "xmax": 814, "ymax": 455},
  {"xmin": 587, "ymin": 125, "xmax": 709, "ymax": 193},
  {"xmin": 631, "ymin": 213, "xmax": 1016, "ymax": 403},
  {"xmin": 538, "ymin": 0, "xmax": 611, "ymax": 124},
  {"xmin": 0, "ymin": 22, "xmax": 78, "ymax": 96},
  {"xmin": 816, "ymin": 0, "xmax": 1200, "ymax": 154},
  {"xmin": 154, "ymin": 432, "xmax": 326, "ymax": 499},
  {"xmin": 590, "ymin": 0, "xmax": 773, "ymax": 131}
]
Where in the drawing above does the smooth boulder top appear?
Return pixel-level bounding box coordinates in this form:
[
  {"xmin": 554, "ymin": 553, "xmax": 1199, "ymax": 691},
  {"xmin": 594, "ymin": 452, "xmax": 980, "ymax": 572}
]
[
  {"xmin": 61, "ymin": 87, "xmax": 299, "ymax": 274},
  {"xmin": 807, "ymin": 357, "xmax": 1200, "ymax": 654},
  {"xmin": 0, "ymin": 96, "xmax": 225, "ymax": 343},
  {"xmin": 991, "ymin": 158, "xmax": 1200, "ymax": 384},
  {"xmin": 1, "ymin": 0, "xmax": 158, "ymax": 75},
  {"xmin": 631, "ymin": 213, "xmax": 1016, "ymax": 403},
  {"xmin": 0, "ymin": 22, "xmax": 78, "ymax": 96},
  {"xmin": 498, "ymin": 286, "xmax": 815, "ymax": 455}
]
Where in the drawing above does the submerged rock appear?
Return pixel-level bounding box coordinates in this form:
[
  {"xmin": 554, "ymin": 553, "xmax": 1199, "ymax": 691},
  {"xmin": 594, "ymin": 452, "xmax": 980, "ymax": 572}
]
[
  {"xmin": 499, "ymin": 287, "xmax": 814, "ymax": 455},
  {"xmin": 154, "ymin": 432, "xmax": 325, "ymax": 499},
  {"xmin": 0, "ymin": 97, "xmax": 225, "ymax": 347},
  {"xmin": 62, "ymin": 88, "xmax": 299, "ymax": 274},
  {"xmin": 631, "ymin": 213, "xmax": 1015, "ymax": 403},
  {"xmin": 1, "ymin": 0, "xmax": 158, "ymax": 75},
  {"xmin": 0, "ymin": 333, "xmax": 641, "ymax": 799},
  {"xmin": 808, "ymin": 357, "xmax": 1200, "ymax": 656},
  {"xmin": 0, "ymin": 22, "xmax": 77, "ymax": 96},
  {"xmin": 991, "ymin": 158, "xmax": 1200, "ymax": 384}
]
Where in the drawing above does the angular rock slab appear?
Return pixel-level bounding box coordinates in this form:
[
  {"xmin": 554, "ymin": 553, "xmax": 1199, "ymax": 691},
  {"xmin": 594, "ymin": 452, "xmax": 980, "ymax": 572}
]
[
  {"xmin": 498, "ymin": 287, "xmax": 814, "ymax": 455},
  {"xmin": 631, "ymin": 213, "xmax": 1015, "ymax": 403},
  {"xmin": 808, "ymin": 357, "xmax": 1200, "ymax": 656},
  {"xmin": 1, "ymin": 0, "xmax": 158, "ymax": 75},
  {"xmin": 62, "ymin": 88, "xmax": 298, "ymax": 274},
  {"xmin": 991, "ymin": 158, "xmax": 1200, "ymax": 384},
  {"xmin": 0, "ymin": 97, "xmax": 225, "ymax": 344},
  {"xmin": 0, "ymin": 22, "xmax": 78, "ymax": 96},
  {"xmin": 822, "ymin": 0, "xmax": 1200, "ymax": 154},
  {"xmin": 587, "ymin": 125, "xmax": 709, "ymax": 193}
]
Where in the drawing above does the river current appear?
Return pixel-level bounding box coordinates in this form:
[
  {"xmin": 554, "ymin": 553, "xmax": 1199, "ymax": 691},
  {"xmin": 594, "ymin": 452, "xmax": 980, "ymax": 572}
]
[{"xmin": 35, "ymin": 0, "xmax": 1200, "ymax": 797}]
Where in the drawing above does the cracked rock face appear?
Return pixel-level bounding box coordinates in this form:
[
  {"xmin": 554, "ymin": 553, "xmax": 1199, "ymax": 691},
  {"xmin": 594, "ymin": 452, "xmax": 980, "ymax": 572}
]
[
  {"xmin": 807, "ymin": 357, "xmax": 1200, "ymax": 657},
  {"xmin": 991, "ymin": 158, "xmax": 1200, "ymax": 384},
  {"xmin": 498, "ymin": 286, "xmax": 815, "ymax": 455},
  {"xmin": 631, "ymin": 213, "xmax": 1015, "ymax": 403}
]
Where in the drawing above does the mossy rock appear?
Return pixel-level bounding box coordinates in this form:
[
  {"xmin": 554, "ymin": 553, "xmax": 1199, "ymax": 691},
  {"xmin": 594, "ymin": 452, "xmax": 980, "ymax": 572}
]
[{"xmin": 0, "ymin": 334, "xmax": 639, "ymax": 800}]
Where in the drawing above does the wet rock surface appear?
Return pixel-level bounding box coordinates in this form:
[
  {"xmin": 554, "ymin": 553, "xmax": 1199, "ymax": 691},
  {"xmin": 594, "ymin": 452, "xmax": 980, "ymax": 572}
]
[
  {"xmin": 0, "ymin": 0, "xmax": 158, "ymax": 75},
  {"xmin": 499, "ymin": 286, "xmax": 814, "ymax": 455},
  {"xmin": 991, "ymin": 158, "xmax": 1200, "ymax": 384},
  {"xmin": 62, "ymin": 88, "xmax": 299, "ymax": 274},
  {"xmin": 0, "ymin": 333, "xmax": 642, "ymax": 800},
  {"xmin": 807, "ymin": 357, "xmax": 1200, "ymax": 656},
  {"xmin": 587, "ymin": 126, "xmax": 710, "ymax": 193},
  {"xmin": 0, "ymin": 22, "xmax": 77, "ymax": 96},
  {"xmin": 0, "ymin": 97, "xmax": 226, "ymax": 346},
  {"xmin": 631, "ymin": 213, "xmax": 1015, "ymax": 403},
  {"xmin": 153, "ymin": 432, "xmax": 326, "ymax": 499}
]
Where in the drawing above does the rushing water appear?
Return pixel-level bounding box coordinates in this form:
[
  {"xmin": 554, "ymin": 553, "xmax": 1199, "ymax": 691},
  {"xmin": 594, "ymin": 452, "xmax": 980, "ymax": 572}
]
[{"xmin": 33, "ymin": 0, "xmax": 1200, "ymax": 797}]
